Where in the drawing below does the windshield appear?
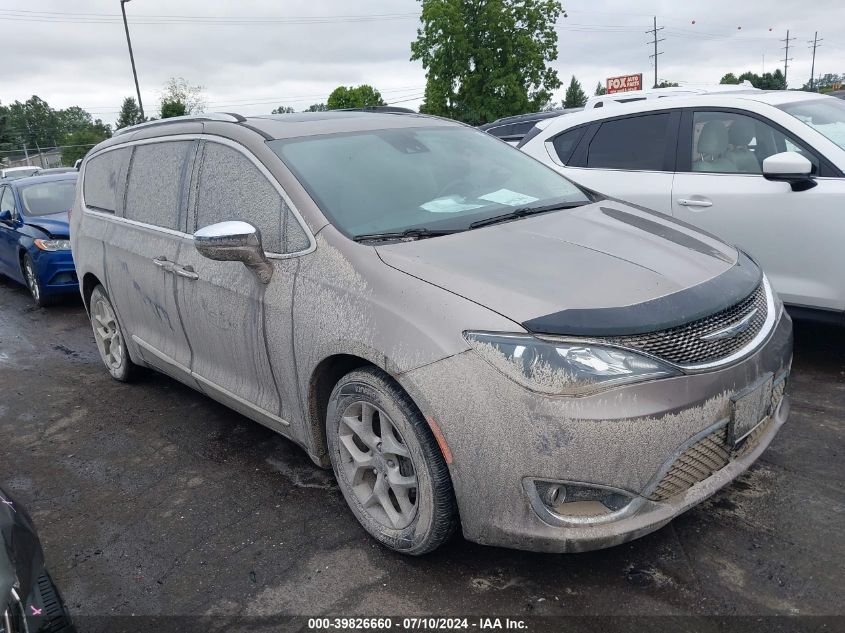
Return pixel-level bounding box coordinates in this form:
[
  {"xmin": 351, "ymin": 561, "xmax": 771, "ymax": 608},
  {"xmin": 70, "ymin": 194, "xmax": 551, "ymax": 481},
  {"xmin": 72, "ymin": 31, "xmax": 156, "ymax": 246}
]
[
  {"xmin": 19, "ymin": 179, "xmax": 77, "ymax": 216},
  {"xmin": 268, "ymin": 126, "xmax": 589, "ymax": 238},
  {"xmin": 777, "ymin": 98, "xmax": 845, "ymax": 151},
  {"xmin": 3, "ymin": 168, "xmax": 39, "ymax": 181}
]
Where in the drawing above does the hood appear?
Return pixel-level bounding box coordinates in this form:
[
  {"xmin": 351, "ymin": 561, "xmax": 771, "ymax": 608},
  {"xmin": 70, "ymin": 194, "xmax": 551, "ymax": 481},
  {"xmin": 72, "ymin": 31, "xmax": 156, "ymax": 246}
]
[
  {"xmin": 377, "ymin": 201, "xmax": 759, "ymax": 336},
  {"xmin": 0, "ymin": 487, "xmax": 44, "ymax": 606},
  {"xmin": 24, "ymin": 211, "xmax": 69, "ymax": 238}
]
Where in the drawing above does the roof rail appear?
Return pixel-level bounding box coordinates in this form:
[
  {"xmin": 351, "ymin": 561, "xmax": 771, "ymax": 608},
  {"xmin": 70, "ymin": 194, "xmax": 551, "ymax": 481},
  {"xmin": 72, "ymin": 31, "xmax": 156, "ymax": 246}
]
[{"xmin": 114, "ymin": 112, "xmax": 244, "ymax": 136}]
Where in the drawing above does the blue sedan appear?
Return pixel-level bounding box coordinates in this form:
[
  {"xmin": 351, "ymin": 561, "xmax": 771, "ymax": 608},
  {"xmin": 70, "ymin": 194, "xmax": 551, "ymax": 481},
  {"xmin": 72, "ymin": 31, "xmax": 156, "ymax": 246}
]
[{"xmin": 0, "ymin": 173, "xmax": 78, "ymax": 306}]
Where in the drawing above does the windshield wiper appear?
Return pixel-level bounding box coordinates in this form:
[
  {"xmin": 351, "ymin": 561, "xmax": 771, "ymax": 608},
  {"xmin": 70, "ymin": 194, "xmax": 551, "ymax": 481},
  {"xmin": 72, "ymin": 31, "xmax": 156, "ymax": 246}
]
[
  {"xmin": 468, "ymin": 201, "xmax": 588, "ymax": 230},
  {"xmin": 352, "ymin": 227, "xmax": 460, "ymax": 243}
]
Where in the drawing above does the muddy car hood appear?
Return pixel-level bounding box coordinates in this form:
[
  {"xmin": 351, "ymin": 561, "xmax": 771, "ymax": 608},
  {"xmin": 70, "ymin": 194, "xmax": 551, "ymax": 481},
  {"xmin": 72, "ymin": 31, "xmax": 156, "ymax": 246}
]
[{"xmin": 377, "ymin": 201, "xmax": 757, "ymax": 335}]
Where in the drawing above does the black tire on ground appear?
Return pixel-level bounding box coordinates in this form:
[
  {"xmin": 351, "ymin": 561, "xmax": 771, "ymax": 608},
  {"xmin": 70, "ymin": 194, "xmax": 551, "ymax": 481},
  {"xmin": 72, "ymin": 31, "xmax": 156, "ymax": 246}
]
[
  {"xmin": 88, "ymin": 284, "xmax": 137, "ymax": 382},
  {"xmin": 21, "ymin": 253, "xmax": 55, "ymax": 307},
  {"xmin": 326, "ymin": 366, "xmax": 458, "ymax": 555}
]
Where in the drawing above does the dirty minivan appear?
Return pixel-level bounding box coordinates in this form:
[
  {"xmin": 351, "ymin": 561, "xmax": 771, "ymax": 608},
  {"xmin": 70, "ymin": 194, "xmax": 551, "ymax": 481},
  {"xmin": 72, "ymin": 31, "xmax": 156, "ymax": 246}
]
[{"xmin": 71, "ymin": 112, "xmax": 792, "ymax": 554}]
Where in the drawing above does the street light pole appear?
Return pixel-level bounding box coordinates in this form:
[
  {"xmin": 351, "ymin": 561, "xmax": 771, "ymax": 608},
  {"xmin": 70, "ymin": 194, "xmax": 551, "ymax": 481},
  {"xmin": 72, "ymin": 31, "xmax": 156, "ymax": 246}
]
[{"xmin": 120, "ymin": 0, "xmax": 145, "ymax": 120}]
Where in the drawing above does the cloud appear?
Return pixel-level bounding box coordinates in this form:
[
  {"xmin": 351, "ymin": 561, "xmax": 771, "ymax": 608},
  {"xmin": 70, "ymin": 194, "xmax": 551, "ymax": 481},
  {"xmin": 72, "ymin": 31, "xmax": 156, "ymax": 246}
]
[{"xmin": 1, "ymin": 0, "xmax": 842, "ymax": 124}]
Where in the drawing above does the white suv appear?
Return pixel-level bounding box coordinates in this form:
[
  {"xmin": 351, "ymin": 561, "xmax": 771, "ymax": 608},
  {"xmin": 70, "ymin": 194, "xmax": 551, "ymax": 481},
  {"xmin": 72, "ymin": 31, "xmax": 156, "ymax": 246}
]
[{"xmin": 520, "ymin": 91, "xmax": 845, "ymax": 318}]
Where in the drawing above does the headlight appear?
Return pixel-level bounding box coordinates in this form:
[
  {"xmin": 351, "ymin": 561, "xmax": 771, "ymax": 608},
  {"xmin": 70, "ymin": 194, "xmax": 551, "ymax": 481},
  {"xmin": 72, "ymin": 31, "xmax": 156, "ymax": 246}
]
[
  {"xmin": 34, "ymin": 239, "xmax": 71, "ymax": 251},
  {"xmin": 464, "ymin": 331, "xmax": 681, "ymax": 396}
]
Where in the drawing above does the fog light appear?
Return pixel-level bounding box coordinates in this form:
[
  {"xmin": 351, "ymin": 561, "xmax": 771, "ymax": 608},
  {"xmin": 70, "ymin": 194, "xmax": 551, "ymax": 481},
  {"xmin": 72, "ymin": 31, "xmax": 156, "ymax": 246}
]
[{"xmin": 531, "ymin": 479, "xmax": 634, "ymax": 524}]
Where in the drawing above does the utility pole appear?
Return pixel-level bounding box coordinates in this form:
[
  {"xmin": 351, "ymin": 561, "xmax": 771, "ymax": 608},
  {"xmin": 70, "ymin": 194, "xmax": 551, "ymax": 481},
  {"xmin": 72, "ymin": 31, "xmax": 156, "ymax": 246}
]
[
  {"xmin": 120, "ymin": 0, "xmax": 145, "ymax": 120},
  {"xmin": 646, "ymin": 16, "xmax": 665, "ymax": 88},
  {"xmin": 808, "ymin": 32, "xmax": 823, "ymax": 91},
  {"xmin": 780, "ymin": 30, "xmax": 797, "ymax": 88}
]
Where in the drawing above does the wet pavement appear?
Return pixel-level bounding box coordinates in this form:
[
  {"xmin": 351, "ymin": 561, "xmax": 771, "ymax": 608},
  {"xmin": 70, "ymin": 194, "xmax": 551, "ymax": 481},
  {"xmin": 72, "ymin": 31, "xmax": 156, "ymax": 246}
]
[{"xmin": 0, "ymin": 275, "xmax": 843, "ymax": 622}]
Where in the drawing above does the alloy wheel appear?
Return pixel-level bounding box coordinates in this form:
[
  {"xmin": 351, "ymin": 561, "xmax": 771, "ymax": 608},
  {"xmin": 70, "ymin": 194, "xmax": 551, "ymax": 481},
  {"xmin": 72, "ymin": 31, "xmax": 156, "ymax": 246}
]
[
  {"xmin": 338, "ymin": 401, "xmax": 419, "ymax": 529},
  {"xmin": 91, "ymin": 295, "xmax": 124, "ymax": 370},
  {"xmin": 23, "ymin": 258, "xmax": 40, "ymax": 302}
]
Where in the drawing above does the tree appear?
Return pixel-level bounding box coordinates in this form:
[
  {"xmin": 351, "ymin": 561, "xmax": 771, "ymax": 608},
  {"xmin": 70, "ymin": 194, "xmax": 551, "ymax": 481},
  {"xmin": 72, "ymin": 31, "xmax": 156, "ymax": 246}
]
[
  {"xmin": 410, "ymin": 0, "xmax": 563, "ymax": 125},
  {"xmin": 303, "ymin": 103, "xmax": 328, "ymax": 112},
  {"xmin": 720, "ymin": 72, "xmax": 739, "ymax": 85},
  {"xmin": 656, "ymin": 81, "xmax": 680, "ymax": 88},
  {"xmin": 563, "ymin": 76, "xmax": 587, "ymax": 108},
  {"xmin": 271, "ymin": 105, "xmax": 296, "ymax": 114},
  {"xmin": 6, "ymin": 96, "xmax": 59, "ymax": 149},
  {"xmin": 594, "ymin": 81, "xmax": 607, "ymax": 96},
  {"xmin": 159, "ymin": 77, "xmax": 205, "ymax": 119},
  {"xmin": 723, "ymin": 70, "xmax": 786, "ymax": 91},
  {"xmin": 326, "ymin": 85, "xmax": 386, "ymax": 110},
  {"xmin": 60, "ymin": 124, "xmax": 111, "ymax": 166},
  {"xmin": 116, "ymin": 97, "xmax": 144, "ymax": 129}
]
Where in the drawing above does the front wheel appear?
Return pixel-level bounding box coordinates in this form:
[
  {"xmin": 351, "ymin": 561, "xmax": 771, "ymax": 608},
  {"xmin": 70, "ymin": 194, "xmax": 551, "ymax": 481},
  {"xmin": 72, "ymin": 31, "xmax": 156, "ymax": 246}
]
[
  {"xmin": 22, "ymin": 253, "xmax": 54, "ymax": 307},
  {"xmin": 89, "ymin": 284, "xmax": 136, "ymax": 382},
  {"xmin": 326, "ymin": 367, "xmax": 458, "ymax": 555}
]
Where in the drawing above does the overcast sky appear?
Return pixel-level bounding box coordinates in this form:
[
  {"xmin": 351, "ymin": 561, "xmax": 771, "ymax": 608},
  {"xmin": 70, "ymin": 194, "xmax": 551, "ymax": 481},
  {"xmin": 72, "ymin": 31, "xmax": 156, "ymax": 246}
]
[{"xmin": 3, "ymin": 0, "xmax": 844, "ymax": 126}]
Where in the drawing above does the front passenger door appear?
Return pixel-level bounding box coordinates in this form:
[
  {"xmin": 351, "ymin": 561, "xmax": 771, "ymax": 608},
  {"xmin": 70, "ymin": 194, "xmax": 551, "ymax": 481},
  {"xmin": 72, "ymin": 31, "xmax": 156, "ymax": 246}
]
[{"xmin": 671, "ymin": 109, "xmax": 845, "ymax": 311}]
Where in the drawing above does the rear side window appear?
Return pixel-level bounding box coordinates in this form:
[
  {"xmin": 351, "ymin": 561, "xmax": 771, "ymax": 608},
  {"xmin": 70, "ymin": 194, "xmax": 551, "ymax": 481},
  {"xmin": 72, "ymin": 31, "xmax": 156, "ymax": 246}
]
[
  {"xmin": 125, "ymin": 141, "xmax": 193, "ymax": 230},
  {"xmin": 586, "ymin": 113, "xmax": 672, "ymax": 171},
  {"xmin": 551, "ymin": 127, "xmax": 586, "ymax": 164},
  {"xmin": 194, "ymin": 142, "xmax": 309, "ymax": 254},
  {"xmin": 83, "ymin": 148, "xmax": 132, "ymax": 213}
]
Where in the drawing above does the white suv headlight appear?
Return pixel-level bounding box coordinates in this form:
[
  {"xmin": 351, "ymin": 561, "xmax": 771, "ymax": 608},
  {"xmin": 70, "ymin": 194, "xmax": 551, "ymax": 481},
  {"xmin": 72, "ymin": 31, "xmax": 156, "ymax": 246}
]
[{"xmin": 464, "ymin": 331, "xmax": 681, "ymax": 396}]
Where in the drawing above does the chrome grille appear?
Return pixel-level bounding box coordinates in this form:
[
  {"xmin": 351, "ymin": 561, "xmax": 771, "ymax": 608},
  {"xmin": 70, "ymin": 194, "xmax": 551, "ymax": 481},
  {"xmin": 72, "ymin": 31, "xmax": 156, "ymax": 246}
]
[
  {"xmin": 648, "ymin": 377, "xmax": 786, "ymax": 501},
  {"xmin": 608, "ymin": 283, "xmax": 768, "ymax": 366}
]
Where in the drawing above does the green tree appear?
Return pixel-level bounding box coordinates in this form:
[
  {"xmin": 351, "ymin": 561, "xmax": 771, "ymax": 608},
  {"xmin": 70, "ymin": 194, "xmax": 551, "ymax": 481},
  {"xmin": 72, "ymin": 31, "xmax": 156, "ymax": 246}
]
[
  {"xmin": 116, "ymin": 97, "xmax": 144, "ymax": 129},
  {"xmin": 410, "ymin": 0, "xmax": 563, "ymax": 125},
  {"xmin": 594, "ymin": 81, "xmax": 607, "ymax": 96},
  {"xmin": 60, "ymin": 123, "xmax": 111, "ymax": 166},
  {"xmin": 6, "ymin": 96, "xmax": 59, "ymax": 149},
  {"xmin": 326, "ymin": 85, "xmax": 386, "ymax": 109},
  {"xmin": 159, "ymin": 77, "xmax": 205, "ymax": 119},
  {"xmin": 720, "ymin": 72, "xmax": 739, "ymax": 85},
  {"xmin": 303, "ymin": 103, "xmax": 328, "ymax": 112},
  {"xmin": 563, "ymin": 76, "xmax": 587, "ymax": 108},
  {"xmin": 271, "ymin": 105, "xmax": 296, "ymax": 114}
]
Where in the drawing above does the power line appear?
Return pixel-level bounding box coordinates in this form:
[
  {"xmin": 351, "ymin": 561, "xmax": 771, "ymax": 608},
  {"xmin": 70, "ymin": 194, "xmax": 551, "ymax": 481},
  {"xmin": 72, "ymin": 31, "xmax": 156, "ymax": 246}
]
[
  {"xmin": 808, "ymin": 32, "xmax": 823, "ymax": 90},
  {"xmin": 780, "ymin": 29, "xmax": 797, "ymax": 88},
  {"xmin": 646, "ymin": 16, "xmax": 665, "ymax": 89}
]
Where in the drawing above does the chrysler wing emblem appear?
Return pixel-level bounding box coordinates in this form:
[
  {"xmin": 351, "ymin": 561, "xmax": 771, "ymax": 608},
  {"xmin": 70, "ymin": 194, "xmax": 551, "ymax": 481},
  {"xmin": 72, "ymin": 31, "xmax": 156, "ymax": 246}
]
[{"xmin": 700, "ymin": 308, "xmax": 758, "ymax": 342}]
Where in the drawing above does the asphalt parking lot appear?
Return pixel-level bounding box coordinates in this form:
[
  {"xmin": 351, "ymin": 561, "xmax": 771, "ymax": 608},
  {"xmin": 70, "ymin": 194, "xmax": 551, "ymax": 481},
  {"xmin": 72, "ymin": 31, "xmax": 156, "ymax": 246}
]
[{"xmin": 1, "ymin": 276, "xmax": 843, "ymax": 626}]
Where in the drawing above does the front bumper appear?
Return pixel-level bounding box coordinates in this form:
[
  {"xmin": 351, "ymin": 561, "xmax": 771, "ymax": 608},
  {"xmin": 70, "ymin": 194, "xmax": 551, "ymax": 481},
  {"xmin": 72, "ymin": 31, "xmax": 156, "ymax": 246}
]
[
  {"xmin": 400, "ymin": 309, "xmax": 793, "ymax": 552},
  {"xmin": 30, "ymin": 247, "xmax": 78, "ymax": 296}
]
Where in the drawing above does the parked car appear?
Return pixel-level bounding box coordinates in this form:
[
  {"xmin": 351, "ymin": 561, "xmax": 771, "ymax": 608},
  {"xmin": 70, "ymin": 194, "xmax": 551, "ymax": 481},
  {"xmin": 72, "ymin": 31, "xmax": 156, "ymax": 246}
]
[
  {"xmin": 1, "ymin": 487, "xmax": 75, "ymax": 633},
  {"xmin": 71, "ymin": 112, "xmax": 792, "ymax": 555},
  {"xmin": 33, "ymin": 167, "xmax": 77, "ymax": 176},
  {"xmin": 520, "ymin": 91, "xmax": 845, "ymax": 321},
  {"xmin": 479, "ymin": 108, "xmax": 581, "ymax": 145},
  {"xmin": 0, "ymin": 167, "xmax": 40, "ymax": 182},
  {"xmin": 0, "ymin": 174, "xmax": 79, "ymax": 306}
]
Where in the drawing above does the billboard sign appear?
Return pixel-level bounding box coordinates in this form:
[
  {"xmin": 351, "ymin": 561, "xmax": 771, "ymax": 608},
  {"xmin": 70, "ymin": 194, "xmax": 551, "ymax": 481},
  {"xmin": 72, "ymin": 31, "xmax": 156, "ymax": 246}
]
[{"xmin": 606, "ymin": 73, "xmax": 643, "ymax": 94}]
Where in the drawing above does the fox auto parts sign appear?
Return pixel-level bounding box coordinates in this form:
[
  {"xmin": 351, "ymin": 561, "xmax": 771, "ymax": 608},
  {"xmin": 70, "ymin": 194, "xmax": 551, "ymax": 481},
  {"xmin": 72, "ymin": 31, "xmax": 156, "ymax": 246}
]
[{"xmin": 606, "ymin": 74, "xmax": 643, "ymax": 94}]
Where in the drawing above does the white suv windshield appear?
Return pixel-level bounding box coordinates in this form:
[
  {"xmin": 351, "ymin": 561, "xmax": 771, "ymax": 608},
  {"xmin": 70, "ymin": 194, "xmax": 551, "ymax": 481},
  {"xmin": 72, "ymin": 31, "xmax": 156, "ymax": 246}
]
[
  {"xmin": 268, "ymin": 126, "xmax": 589, "ymax": 238},
  {"xmin": 778, "ymin": 98, "xmax": 845, "ymax": 151}
]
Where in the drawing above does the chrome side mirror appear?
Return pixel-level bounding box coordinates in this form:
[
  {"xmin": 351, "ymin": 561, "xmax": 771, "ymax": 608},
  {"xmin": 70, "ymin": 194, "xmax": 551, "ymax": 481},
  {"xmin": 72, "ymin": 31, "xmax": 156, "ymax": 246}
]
[{"xmin": 193, "ymin": 220, "xmax": 273, "ymax": 284}]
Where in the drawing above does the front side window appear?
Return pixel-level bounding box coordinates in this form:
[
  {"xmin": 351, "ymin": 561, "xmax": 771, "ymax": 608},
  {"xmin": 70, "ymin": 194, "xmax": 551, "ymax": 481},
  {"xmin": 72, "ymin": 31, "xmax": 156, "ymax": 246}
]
[
  {"xmin": 268, "ymin": 126, "xmax": 588, "ymax": 238},
  {"xmin": 125, "ymin": 141, "xmax": 193, "ymax": 231},
  {"xmin": 689, "ymin": 111, "xmax": 819, "ymax": 175},
  {"xmin": 778, "ymin": 97, "xmax": 845, "ymax": 152},
  {"xmin": 19, "ymin": 179, "xmax": 77, "ymax": 216},
  {"xmin": 586, "ymin": 113, "xmax": 672, "ymax": 171},
  {"xmin": 84, "ymin": 148, "xmax": 132, "ymax": 213},
  {"xmin": 0, "ymin": 187, "xmax": 16, "ymax": 216},
  {"xmin": 194, "ymin": 142, "xmax": 309, "ymax": 254}
]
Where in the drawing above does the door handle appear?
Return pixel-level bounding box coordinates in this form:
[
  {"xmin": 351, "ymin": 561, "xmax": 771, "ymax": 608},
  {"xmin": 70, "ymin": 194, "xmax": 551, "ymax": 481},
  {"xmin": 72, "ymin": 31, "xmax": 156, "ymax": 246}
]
[
  {"xmin": 676, "ymin": 198, "xmax": 713, "ymax": 208},
  {"xmin": 152, "ymin": 256, "xmax": 175, "ymax": 272},
  {"xmin": 174, "ymin": 265, "xmax": 199, "ymax": 281}
]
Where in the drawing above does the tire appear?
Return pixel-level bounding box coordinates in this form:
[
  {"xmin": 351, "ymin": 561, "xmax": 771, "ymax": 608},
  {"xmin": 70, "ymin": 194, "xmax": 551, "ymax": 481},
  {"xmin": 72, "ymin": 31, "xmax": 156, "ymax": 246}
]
[
  {"xmin": 326, "ymin": 367, "xmax": 457, "ymax": 555},
  {"xmin": 89, "ymin": 284, "xmax": 136, "ymax": 382},
  {"xmin": 21, "ymin": 253, "xmax": 55, "ymax": 307}
]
